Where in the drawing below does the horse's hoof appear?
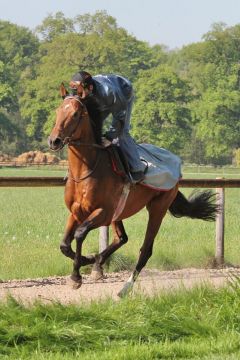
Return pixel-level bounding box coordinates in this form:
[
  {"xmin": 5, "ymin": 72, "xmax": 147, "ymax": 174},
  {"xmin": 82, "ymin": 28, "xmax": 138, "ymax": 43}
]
[
  {"xmin": 118, "ymin": 282, "xmax": 133, "ymax": 298},
  {"xmin": 91, "ymin": 270, "xmax": 104, "ymax": 281},
  {"xmin": 70, "ymin": 275, "xmax": 82, "ymax": 289},
  {"xmin": 72, "ymin": 281, "xmax": 82, "ymax": 290}
]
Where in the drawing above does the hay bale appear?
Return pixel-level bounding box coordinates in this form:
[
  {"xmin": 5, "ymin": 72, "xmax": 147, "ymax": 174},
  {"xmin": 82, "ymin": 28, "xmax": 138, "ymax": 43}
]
[
  {"xmin": 45, "ymin": 152, "xmax": 60, "ymax": 164},
  {"xmin": 16, "ymin": 152, "xmax": 33, "ymax": 164},
  {"xmin": 34, "ymin": 151, "xmax": 47, "ymax": 164},
  {"xmin": 15, "ymin": 150, "xmax": 60, "ymax": 165},
  {"xmin": 0, "ymin": 153, "xmax": 11, "ymax": 162}
]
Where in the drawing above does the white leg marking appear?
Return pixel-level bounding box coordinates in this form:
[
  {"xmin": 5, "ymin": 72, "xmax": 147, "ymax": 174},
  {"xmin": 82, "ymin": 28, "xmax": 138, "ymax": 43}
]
[{"xmin": 118, "ymin": 271, "xmax": 139, "ymax": 298}]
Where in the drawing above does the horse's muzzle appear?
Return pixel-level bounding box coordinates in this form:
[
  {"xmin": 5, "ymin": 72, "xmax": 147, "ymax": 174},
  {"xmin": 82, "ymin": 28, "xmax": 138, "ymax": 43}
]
[{"xmin": 48, "ymin": 136, "xmax": 64, "ymax": 151}]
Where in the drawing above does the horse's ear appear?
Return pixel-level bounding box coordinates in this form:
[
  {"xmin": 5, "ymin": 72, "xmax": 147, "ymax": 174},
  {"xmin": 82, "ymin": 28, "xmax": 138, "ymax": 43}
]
[{"xmin": 60, "ymin": 83, "xmax": 69, "ymax": 99}]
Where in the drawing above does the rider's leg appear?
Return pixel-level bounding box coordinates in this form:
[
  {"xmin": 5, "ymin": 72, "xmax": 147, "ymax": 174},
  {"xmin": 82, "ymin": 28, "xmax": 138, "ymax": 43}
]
[{"xmin": 119, "ymin": 101, "xmax": 145, "ymax": 182}]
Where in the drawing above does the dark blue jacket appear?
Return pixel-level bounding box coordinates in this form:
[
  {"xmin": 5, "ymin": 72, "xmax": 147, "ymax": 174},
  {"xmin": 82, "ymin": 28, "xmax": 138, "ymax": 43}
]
[{"xmin": 91, "ymin": 75, "xmax": 133, "ymax": 127}]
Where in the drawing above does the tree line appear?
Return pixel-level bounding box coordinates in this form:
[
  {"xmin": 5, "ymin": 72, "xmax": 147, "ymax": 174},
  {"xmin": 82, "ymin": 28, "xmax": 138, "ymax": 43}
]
[{"xmin": 1, "ymin": 11, "xmax": 240, "ymax": 165}]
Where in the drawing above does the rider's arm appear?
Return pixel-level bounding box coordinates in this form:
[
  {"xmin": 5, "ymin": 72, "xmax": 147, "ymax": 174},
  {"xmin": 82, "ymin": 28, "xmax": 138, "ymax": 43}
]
[{"xmin": 105, "ymin": 110, "xmax": 126, "ymax": 140}]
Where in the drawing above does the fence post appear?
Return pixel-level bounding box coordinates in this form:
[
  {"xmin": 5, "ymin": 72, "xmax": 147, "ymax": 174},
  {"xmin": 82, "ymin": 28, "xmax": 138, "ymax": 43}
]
[
  {"xmin": 215, "ymin": 178, "xmax": 225, "ymax": 266},
  {"xmin": 99, "ymin": 226, "xmax": 109, "ymax": 252}
]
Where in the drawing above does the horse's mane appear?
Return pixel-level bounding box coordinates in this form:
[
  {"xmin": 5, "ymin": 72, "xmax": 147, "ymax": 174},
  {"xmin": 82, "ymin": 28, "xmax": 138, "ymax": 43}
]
[{"xmin": 84, "ymin": 97, "xmax": 104, "ymax": 145}]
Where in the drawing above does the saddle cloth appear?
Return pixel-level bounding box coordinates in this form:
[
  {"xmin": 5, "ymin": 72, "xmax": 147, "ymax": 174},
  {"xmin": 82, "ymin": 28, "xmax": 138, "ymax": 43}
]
[
  {"xmin": 109, "ymin": 143, "xmax": 181, "ymax": 191},
  {"xmin": 137, "ymin": 143, "xmax": 182, "ymax": 190},
  {"xmin": 110, "ymin": 143, "xmax": 181, "ymax": 220}
]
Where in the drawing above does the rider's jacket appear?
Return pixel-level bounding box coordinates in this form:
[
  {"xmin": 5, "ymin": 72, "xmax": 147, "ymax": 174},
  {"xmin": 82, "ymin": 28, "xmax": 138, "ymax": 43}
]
[{"xmin": 91, "ymin": 74, "xmax": 134, "ymax": 127}]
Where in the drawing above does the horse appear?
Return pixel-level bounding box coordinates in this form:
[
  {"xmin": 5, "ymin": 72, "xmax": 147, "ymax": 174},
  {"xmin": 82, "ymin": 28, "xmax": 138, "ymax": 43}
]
[{"xmin": 48, "ymin": 84, "xmax": 218, "ymax": 297}]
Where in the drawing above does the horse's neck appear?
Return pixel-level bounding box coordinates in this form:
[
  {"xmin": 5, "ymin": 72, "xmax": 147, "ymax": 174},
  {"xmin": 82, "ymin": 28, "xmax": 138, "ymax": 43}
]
[
  {"xmin": 68, "ymin": 143, "xmax": 98, "ymax": 177},
  {"xmin": 67, "ymin": 114, "xmax": 99, "ymax": 177},
  {"xmin": 68, "ymin": 115, "xmax": 96, "ymax": 167}
]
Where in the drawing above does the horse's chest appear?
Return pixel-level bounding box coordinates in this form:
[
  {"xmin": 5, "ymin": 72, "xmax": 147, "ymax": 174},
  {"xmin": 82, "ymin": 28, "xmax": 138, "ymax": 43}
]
[
  {"xmin": 71, "ymin": 201, "xmax": 92, "ymax": 222},
  {"xmin": 71, "ymin": 187, "xmax": 97, "ymax": 222}
]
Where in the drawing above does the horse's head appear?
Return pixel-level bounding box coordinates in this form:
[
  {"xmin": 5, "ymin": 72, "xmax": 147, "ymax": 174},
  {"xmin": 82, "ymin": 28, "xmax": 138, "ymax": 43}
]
[{"xmin": 48, "ymin": 84, "xmax": 90, "ymax": 151}]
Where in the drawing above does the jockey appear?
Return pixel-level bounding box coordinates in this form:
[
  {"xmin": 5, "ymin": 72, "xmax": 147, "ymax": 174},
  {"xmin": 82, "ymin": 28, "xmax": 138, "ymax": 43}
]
[{"xmin": 69, "ymin": 71, "xmax": 145, "ymax": 183}]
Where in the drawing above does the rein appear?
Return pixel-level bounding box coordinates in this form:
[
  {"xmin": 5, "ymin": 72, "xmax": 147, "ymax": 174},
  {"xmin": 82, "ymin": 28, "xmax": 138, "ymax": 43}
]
[
  {"xmin": 64, "ymin": 138, "xmax": 105, "ymax": 149},
  {"xmin": 67, "ymin": 150, "xmax": 102, "ymax": 182},
  {"xmin": 65, "ymin": 140, "xmax": 105, "ymax": 182}
]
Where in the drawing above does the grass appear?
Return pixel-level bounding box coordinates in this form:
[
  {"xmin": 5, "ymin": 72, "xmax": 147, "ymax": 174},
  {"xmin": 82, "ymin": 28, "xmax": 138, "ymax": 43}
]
[
  {"xmin": 0, "ymin": 165, "xmax": 240, "ymax": 360},
  {"xmin": 0, "ymin": 279, "xmax": 240, "ymax": 359},
  {"xmin": 0, "ymin": 166, "xmax": 240, "ymax": 280},
  {"xmin": 0, "ymin": 166, "xmax": 66, "ymax": 177}
]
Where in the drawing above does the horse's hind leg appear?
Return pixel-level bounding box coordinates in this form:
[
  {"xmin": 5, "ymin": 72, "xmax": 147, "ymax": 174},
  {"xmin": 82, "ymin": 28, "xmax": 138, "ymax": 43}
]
[
  {"xmin": 118, "ymin": 186, "xmax": 178, "ymax": 297},
  {"xmin": 91, "ymin": 221, "xmax": 128, "ymax": 280}
]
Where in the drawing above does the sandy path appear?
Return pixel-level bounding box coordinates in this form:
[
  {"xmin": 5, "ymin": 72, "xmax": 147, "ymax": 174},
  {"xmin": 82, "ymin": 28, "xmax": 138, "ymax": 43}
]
[{"xmin": 0, "ymin": 268, "xmax": 239, "ymax": 305}]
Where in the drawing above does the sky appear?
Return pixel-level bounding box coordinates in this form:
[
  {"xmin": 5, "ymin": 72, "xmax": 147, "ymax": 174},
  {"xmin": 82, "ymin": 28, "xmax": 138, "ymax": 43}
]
[{"xmin": 1, "ymin": 0, "xmax": 240, "ymax": 49}]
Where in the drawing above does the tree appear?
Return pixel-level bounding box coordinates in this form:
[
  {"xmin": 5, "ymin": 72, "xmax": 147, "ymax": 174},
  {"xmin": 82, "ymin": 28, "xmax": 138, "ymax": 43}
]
[
  {"xmin": 0, "ymin": 111, "xmax": 28, "ymax": 155},
  {"xmin": 0, "ymin": 60, "xmax": 14, "ymax": 110},
  {"xmin": 35, "ymin": 12, "xmax": 75, "ymax": 41},
  {"xmin": 6, "ymin": 13, "xmax": 240, "ymax": 164},
  {"xmin": 20, "ymin": 12, "xmax": 164, "ymax": 140},
  {"xmin": 190, "ymin": 64, "xmax": 240, "ymax": 164},
  {"xmin": 166, "ymin": 22, "xmax": 240, "ymax": 163},
  {"xmin": 170, "ymin": 23, "xmax": 240, "ymax": 95},
  {"xmin": 74, "ymin": 10, "xmax": 117, "ymax": 35},
  {"xmin": 0, "ymin": 20, "xmax": 39, "ymax": 108},
  {"xmin": 0, "ymin": 21, "xmax": 39, "ymax": 154},
  {"xmin": 202, "ymin": 22, "xmax": 240, "ymax": 66},
  {"xmin": 131, "ymin": 65, "xmax": 192, "ymax": 154}
]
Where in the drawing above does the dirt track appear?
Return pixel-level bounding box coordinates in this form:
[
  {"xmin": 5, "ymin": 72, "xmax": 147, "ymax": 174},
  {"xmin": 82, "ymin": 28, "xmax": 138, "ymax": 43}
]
[{"xmin": 0, "ymin": 268, "xmax": 239, "ymax": 305}]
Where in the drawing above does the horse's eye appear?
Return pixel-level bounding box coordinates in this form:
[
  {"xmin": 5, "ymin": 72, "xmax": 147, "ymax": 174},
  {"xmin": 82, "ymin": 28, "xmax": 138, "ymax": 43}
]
[{"xmin": 73, "ymin": 111, "xmax": 78, "ymax": 117}]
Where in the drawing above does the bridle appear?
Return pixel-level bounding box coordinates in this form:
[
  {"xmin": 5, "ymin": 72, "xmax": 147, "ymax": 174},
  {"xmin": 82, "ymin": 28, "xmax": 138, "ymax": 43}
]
[
  {"xmin": 58, "ymin": 95, "xmax": 105, "ymax": 182},
  {"xmin": 60, "ymin": 96, "xmax": 105, "ymax": 150}
]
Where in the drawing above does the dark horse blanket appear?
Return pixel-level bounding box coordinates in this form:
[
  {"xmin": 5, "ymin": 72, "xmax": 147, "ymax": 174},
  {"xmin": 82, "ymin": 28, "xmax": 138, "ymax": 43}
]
[
  {"xmin": 110, "ymin": 143, "xmax": 181, "ymax": 191},
  {"xmin": 137, "ymin": 144, "xmax": 182, "ymax": 191}
]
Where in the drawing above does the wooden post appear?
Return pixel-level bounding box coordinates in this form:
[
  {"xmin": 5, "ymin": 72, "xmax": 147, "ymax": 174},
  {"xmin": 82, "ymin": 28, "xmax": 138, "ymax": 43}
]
[
  {"xmin": 215, "ymin": 178, "xmax": 225, "ymax": 266},
  {"xmin": 99, "ymin": 226, "xmax": 109, "ymax": 253}
]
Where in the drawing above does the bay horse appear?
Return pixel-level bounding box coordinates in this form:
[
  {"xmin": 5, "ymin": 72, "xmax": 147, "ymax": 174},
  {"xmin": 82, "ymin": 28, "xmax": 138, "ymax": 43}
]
[{"xmin": 48, "ymin": 84, "xmax": 218, "ymax": 297}]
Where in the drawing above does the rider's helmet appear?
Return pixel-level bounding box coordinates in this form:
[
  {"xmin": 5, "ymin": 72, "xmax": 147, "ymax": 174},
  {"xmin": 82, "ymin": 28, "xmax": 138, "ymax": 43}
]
[{"xmin": 70, "ymin": 71, "xmax": 93, "ymax": 89}]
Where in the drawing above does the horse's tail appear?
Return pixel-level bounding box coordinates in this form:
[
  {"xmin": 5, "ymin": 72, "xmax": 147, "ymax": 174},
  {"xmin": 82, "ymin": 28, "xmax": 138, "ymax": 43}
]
[{"xmin": 169, "ymin": 190, "xmax": 219, "ymax": 221}]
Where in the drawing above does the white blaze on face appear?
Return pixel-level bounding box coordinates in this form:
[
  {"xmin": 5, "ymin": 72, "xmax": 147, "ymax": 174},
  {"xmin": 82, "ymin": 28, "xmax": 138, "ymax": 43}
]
[{"xmin": 65, "ymin": 104, "xmax": 70, "ymax": 109}]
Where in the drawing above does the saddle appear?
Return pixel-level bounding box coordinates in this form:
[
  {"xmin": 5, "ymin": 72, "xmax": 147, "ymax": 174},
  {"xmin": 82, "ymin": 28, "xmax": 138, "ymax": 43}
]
[{"xmin": 106, "ymin": 144, "xmax": 132, "ymax": 181}]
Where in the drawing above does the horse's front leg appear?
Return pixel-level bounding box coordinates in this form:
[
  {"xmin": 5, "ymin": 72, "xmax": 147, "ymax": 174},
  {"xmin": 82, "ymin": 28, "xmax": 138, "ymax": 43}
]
[
  {"xmin": 60, "ymin": 213, "xmax": 96, "ymax": 266},
  {"xmin": 71, "ymin": 208, "xmax": 106, "ymax": 289},
  {"xmin": 60, "ymin": 214, "xmax": 77, "ymax": 260},
  {"xmin": 91, "ymin": 221, "xmax": 128, "ymax": 280}
]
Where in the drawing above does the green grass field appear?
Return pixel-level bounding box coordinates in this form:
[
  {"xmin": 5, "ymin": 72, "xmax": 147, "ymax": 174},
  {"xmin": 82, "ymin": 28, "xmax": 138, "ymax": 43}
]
[
  {"xmin": 0, "ymin": 166, "xmax": 240, "ymax": 360},
  {"xmin": 1, "ymin": 280, "xmax": 240, "ymax": 359},
  {"xmin": 0, "ymin": 166, "xmax": 239, "ymax": 280}
]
